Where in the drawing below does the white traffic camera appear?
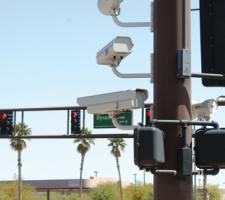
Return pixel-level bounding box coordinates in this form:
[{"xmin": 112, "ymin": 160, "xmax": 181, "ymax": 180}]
[
  {"xmin": 77, "ymin": 89, "xmax": 148, "ymax": 114},
  {"xmin": 96, "ymin": 36, "xmax": 133, "ymax": 67},
  {"xmin": 192, "ymin": 99, "xmax": 218, "ymax": 121},
  {"xmin": 97, "ymin": 0, "xmax": 122, "ymax": 16}
]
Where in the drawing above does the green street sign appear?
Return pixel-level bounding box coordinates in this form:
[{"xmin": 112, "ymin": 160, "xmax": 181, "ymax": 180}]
[{"xmin": 94, "ymin": 111, "xmax": 133, "ymax": 128}]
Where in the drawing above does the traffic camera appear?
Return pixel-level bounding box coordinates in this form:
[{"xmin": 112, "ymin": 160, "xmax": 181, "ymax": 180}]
[
  {"xmin": 96, "ymin": 36, "xmax": 133, "ymax": 67},
  {"xmin": 77, "ymin": 89, "xmax": 148, "ymax": 115},
  {"xmin": 192, "ymin": 99, "xmax": 218, "ymax": 121},
  {"xmin": 97, "ymin": 0, "xmax": 122, "ymax": 16}
]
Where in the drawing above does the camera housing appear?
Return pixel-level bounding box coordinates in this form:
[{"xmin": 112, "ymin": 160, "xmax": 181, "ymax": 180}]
[
  {"xmin": 192, "ymin": 99, "xmax": 218, "ymax": 120},
  {"xmin": 97, "ymin": 0, "xmax": 121, "ymax": 16},
  {"xmin": 77, "ymin": 89, "xmax": 148, "ymax": 114},
  {"xmin": 96, "ymin": 36, "xmax": 133, "ymax": 67}
]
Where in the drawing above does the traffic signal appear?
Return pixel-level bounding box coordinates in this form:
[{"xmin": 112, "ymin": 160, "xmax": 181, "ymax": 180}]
[
  {"xmin": 145, "ymin": 108, "xmax": 152, "ymax": 126},
  {"xmin": 200, "ymin": 0, "xmax": 225, "ymax": 86},
  {"xmin": 71, "ymin": 110, "xmax": 81, "ymax": 134},
  {"xmin": 0, "ymin": 111, "xmax": 13, "ymax": 135},
  {"xmin": 195, "ymin": 128, "xmax": 225, "ymax": 169},
  {"xmin": 134, "ymin": 126, "xmax": 165, "ymax": 171}
]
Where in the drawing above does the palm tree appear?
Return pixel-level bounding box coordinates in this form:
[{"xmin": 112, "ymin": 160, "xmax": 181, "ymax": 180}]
[
  {"xmin": 10, "ymin": 123, "xmax": 31, "ymax": 200},
  {"xmin": 74, "ymin": 128, "xmax": 94, "ymax": 200},
  {"xmin": 108, "ymin": 138, "xmax": 126, "ymax": 200}
]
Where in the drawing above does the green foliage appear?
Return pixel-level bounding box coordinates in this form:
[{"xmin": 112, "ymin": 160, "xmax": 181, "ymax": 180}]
[
  {"xmin": 90, "ymin": 183, "xmax": 120, "ymax": 200},
  {"xmin": 0, "ymin": 182, "xmax": 37, "ymax": 200},
  {"xmin": 195, "ymin": 184, "xmax": 222, "ymax": 200},
  {"xmin": 89, "ymin": 183, "xmax": 154, "ymax": 200},
  {"xmin": 43, "ymin": 192, "xmax": 79, "ymax": 200},
  {"xmin": 124, "ymin": 184, "xmax": 154, "ymax": 200},
  {"xmin": 208, "ymin": 184, "xmax": 222, "ymax": 200}
]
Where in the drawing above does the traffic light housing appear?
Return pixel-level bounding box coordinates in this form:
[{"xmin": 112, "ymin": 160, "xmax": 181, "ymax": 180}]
[
  {"xmin": 200, "ymin": 0, "xmax": 225, "ymax": 86},
  {"xmin": 195, "ymin": 128, "xmax": 225, "ymax": 169},
  {"xmin": 134, "ymin": 126, "xmax": 165, "ymax": 171},
  {"xmin": 0, "ymin": 111, "xmax": 13, "ymax": 135},
  {"xmin": 71, "ymin": 110, "xmax": 81, "ymax": 134},
  {"xmin": 145, "ymin": 108, "xmax": 152, "ymax": 126}
]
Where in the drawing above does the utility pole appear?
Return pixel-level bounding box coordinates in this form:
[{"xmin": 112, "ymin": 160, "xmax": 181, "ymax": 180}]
[
  {"xmin": 94, "ymin": 171, "xmax": 98, "ymax": 177},
  {"xmin": 203, "ymin": 175, "xmax": 209, "ymax": 200},
  {"xmin": 143, "ymin": 170, "xmax": 146, "ymax": 186},
  {"xmin": 133, "ymin": 173, "xmax": 137, "ymax": 188},
  {"xmin": 154, "ymin": 0, "xmax": 192, "ymax": 199},
  {"xmin": 198, "ymin": 178, "xmax": 201, "ymax": 186}
]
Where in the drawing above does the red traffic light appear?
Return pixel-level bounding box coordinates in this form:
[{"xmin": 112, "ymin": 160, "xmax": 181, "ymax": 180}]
[
  {"xmin": 0, "ymin": 111, "xmax": 13, "ymax": 135},
  {"xmin": 0, "ymin": 113, "xmax": 7, "ymax": 120},
  {"xmin": 72, "ymin": 112, "xmax": 78, "ymax": 119},
  {"xmin": 145, "ymin": 108, "xmax": 152, "ymax": 126},
  {"xmin": 71, "ymin": 110, "xmax": 81, "ymax": 134},
  {"xmin": 146, "ymin": 111, "xmax": 151, "ymax": 118}
]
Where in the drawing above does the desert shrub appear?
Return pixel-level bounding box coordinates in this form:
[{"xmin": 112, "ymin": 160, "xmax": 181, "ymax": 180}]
[
  {"xmin": 90, "ymin": 183, "xmax": 120, "ymax": 200},
  {"xmin": 195, "ymin": 184, "xmax": 222, "ymax": 200},
  {"xmin": 124, "ymin": 184, "xmax": 154, "ymax": 200},
  {"xmin": 0, "ymin": 182, "xmax": 37, "ymax": 200}
]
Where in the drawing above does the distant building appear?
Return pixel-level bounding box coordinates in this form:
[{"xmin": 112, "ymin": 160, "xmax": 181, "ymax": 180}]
[
  {"xmin": 23, "ymin": 176, "xmax": 130, "ymax": 191},
  {"xmin": 0, "ymin": 177, "xmax": 131, "ymax": 199}
]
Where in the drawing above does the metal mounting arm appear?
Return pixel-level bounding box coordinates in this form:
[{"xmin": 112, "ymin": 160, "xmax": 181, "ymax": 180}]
[
  {"xmin": 112, "ymin": 15, "xmax": 151, "ymax": 28},
  {"xmin": 111, "ymin": 1, "xmax": 153, "ymax": 29},
  {"xmin": 153, "ymin": 169, "xmax": 177, "ymax": 176},
  {"xmin": 111, "ymin": 67, "xmax": 151, "ymax": 79},
  {"xmin": 191, "ymin": 72, "xmax": 225, "ymax": 79},
  {"xmin": 111, "ymin": 113, "xmax": 136, "ymax": 130},
  {"xmin": 192, "ymin": 168, "xmax": 219, "ymax": 176}
]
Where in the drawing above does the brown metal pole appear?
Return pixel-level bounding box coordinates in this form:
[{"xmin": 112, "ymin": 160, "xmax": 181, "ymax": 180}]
[{"xmin": 154, "ymin": 0, "xmax": 192, "ymax": 200}]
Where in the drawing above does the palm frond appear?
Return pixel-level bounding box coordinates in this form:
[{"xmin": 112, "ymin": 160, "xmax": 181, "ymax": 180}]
[
  {"xmin": 74, "ymin": 128, "xmax": 94, "ymax": 155},
  {"xmin": 108, "ymin": 138, "xmax": 126, "ymax": 158},
  {"xmin": 10, "ymin": 123, "xmax": 31, "ymax": 151}
]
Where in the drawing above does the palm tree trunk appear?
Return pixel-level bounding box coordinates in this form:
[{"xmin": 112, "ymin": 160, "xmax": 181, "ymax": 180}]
[
  {"xmin": 79, "ymin": 154, "xmax": 85, "ymax": 200},
  {"xmin": 116, "ymin": 156, "xmax": 123, "ymax": 200},
  {"xmin": 18, "ymin": 149, "xmax": 22, "ymax": 200}
]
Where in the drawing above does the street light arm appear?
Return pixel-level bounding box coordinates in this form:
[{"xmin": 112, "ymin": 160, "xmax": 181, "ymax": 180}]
[
  {"xmin": 112, "ymin": 15, "xmax": 151, "ymax": 28},
  {"xmin": 111, "ymin": 67, "xmax": 151, "ymax": 79}
]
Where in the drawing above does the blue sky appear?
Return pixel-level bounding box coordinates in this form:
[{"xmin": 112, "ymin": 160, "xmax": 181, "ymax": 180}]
[{"xmin": 0, "ymin": 0, "xmax": 224, "ymax": 187}]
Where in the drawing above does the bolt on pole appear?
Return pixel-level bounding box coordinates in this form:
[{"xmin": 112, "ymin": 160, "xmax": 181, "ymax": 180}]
[{"xmin": 153, "ymin": 0, "xmax": 192, "ymax": 199}]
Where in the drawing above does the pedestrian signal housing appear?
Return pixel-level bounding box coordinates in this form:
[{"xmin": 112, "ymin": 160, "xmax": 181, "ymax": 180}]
[
  {"xmin": 200, "ymin": 0, "xmax": 225, "ymax": 86},
  {"xmin": 134, "ymin": 126, "xmax": 165, "ymax": 171},
  {"xmin": 195, "ymin": 128, "xmax": 225, "ymax": 169}
]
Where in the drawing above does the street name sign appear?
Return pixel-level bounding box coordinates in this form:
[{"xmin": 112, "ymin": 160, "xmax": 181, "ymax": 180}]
[{"xmin": 94, "ymin": 111, "xmax": 132, "ymax": 128}]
